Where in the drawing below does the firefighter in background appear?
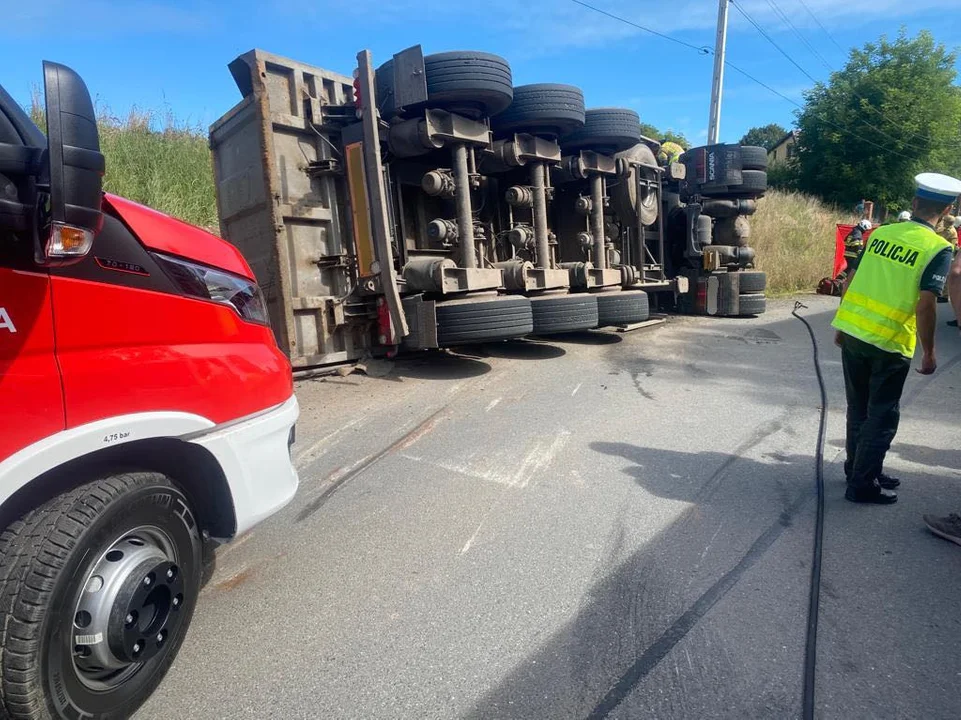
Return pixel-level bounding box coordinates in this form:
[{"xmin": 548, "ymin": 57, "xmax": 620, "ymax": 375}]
[
  {"xmin": 833, "ymin": 172, "xmax": 959, "ymax": 505},
  {"xmin": 657, "ymin": 140, "xmax": 685, "ymax": 166},
  {"xmin": 898, "ymin": 210, "xmax": 911, "ymax": 222},
  {"xmin": 836, "ymin": 218, "xmax": 872, "ymax": 281},
  {"xmin": 937, "ymin": 214, "xmax": 958, "ymax": 245}
]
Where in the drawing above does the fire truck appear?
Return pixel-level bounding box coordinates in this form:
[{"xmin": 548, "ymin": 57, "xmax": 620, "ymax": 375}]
[{"xmin": 0, "ymin": 63, "xmax": 298, "ymax": 718}]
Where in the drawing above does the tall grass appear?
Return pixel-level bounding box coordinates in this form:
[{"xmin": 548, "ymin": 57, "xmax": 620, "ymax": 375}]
[
  {"xmin": 30, "ymin": 95, "xmax": 217, "ymax": 230},
  {"xmin": 751, "ymin": 189, "xmax": 856, "ymax": 295}
]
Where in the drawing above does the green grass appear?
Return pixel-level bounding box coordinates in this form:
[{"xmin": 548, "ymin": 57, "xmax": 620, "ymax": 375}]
[
  {"xmin": 31, "ymin": 97, "xmax": 218, "ymax": 230},
  {"xmin": 750, "ymin": 189, "xmax": 856, "ymax": 295}
]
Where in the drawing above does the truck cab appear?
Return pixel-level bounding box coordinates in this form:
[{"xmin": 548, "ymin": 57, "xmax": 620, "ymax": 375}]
[{"xmin": 0, "ymin": 63, "xmax": 298, "ymax": 719}]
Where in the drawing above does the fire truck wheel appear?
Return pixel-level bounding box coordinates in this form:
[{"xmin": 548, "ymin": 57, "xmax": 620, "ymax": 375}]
[
  {"xmin": 735, "ymin": 270, "xmax": 767, "ymax": 294},
  {"xmin": 490, "ymin": 83, "xmax": 586, "ymax": 137},
  {"xmin": 735, "ymin": 292, "xmax": 767, "ymax": 316},
  {"xmin": 560, "ymin": 108, "xmax": 642, "ymax": 154},
  {"xmin": 530, "ymin": 293, "xmax": 599, "ymax": 335},
  {"xmin": 739, "ymin": 145, "xmax": 768, "ymax": 171},
  {"xmin": 594, "ymin": 289, "xmax": 650, "ymax": 326},
  {"xmin": 0, "ymin": 473, "xmax": 202, "ymax": 720},
  {"xmin": 436, "ymin": 295, "xmax": 533, "ymax": 346}
]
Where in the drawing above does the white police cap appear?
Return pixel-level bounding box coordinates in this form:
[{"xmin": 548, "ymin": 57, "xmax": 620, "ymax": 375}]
[{"xmin": 915, "ymin": 173, "xmax": 961, "ymax": 203}]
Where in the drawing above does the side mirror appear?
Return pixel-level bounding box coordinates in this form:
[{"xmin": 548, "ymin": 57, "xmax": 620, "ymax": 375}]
[{"xmin": 38, "ymin": 61, "xmax": 105, "ymax": 264}]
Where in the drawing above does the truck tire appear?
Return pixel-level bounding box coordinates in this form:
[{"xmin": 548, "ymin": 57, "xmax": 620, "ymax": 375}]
[
  {"xmin": 491, "ymin": 84, "xmax": 585, "ymax": 137},
  {"xmin": 435, "ymin": 295, "xmax": 533, "ymax": 346},
  {"xmin": 735, "ymin": 292, "xmax": 766, "ymax": 316},
  {"xmin": 595, "ymin": 289, "xmax": 650, "ymax": 326},
  {"xmin": 560, "ymin": 108, "xmax": 642, "ymax": 153},
  {"xmin": 702, "ymin": 169, "xmax": 768, "ymax": 199},
  {"xmin": 612, "ymin": 143, "xmax": 660, "ymax": 227},
  {"xmin": 376, "ymin": 51, "xmax": 513, "ymax": 119},
  {"xmin": 530, "ymin": 293, "xmax": 599, "ymax": 334},
  {"xmin": 735, "ymin": 270, "xmax": 766, "ymax": 294},
  {"xmin": 423, "ymin": 51, "xmax": 513, "ymax": 118},
  {"xmin": 0, "ymin": 473, "xmax": 202, "ymax": 720},
  {"xmin": 739, "ymin": 145, "xmax": 768, "ymax": 171}
]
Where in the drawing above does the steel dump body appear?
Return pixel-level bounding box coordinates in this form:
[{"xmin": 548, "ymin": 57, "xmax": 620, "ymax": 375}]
[{"xmin": 210, "ymin": 51, "xmax": 364, "ymax": 367}]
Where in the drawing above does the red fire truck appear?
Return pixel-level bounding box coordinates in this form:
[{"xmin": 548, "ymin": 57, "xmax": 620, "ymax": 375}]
[{"xmin": 0, "ymin": 63, "xmax": 298, "ymax": 719}]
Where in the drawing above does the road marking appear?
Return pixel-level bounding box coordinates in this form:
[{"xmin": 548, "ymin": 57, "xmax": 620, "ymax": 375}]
[
  {"xmin": 486, "ymin": 397, "xmax": 502, "ymax": 412},
  {"xmin": 460, "ymin": 521, "xmax": 486, "ymax": 554},
  {"xmin": 572, "ymin": 383, "xmax": 582, "ymax": 397}
]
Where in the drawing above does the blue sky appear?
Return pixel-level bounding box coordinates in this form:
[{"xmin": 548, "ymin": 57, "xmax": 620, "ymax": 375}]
[{"xmin": 2, "ymin": 0, "xmax": 959, "ymax": 144}]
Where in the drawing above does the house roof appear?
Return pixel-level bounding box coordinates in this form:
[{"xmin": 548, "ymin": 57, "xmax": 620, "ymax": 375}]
[{"xmin": 769, "ymin": 130, "xmax": 798, "ymax": 153}]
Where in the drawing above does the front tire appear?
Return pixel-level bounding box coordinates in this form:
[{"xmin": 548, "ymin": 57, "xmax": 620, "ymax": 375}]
[{"xmin": 0, "ymin": 473, "xmax": 202, "ymax": 720}]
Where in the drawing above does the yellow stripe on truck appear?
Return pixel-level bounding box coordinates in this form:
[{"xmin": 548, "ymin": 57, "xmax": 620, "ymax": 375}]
[{"xmin": 345, "ymin": 142, "xmax": 377, "ymax": 278}]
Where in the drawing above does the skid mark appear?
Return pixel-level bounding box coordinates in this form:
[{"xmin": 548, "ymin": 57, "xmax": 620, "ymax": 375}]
[{"xmin": 296, "ymin": 408, "xmax": 447, "ymax": 522}]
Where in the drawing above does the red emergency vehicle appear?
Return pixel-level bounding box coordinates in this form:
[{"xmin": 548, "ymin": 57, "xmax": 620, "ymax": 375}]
[{"xmin": 0, "ymin": 63, "xmax": 298, "ymax": 718}]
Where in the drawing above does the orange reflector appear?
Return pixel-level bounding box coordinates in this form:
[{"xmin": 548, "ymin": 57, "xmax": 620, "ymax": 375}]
[{"xmin": 46, "ymin": 223, "xmax": 94, "ymax": 258}]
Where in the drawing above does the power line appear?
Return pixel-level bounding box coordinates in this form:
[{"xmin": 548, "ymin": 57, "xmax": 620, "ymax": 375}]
[
  {"xmin": 764, "ymin": 0, "xmax": 833, "ymax": 72},
  {"xmin": 728, "ymin": 0, "xmax": 945, "ymax": 154},
  {"xmin": 795, "ymin": 0, "xmax": 847, "ymax": 56},
  {"xmin": 568, "ymin": 0, "xmax": 710, "ymax": 55},
  {"xmin": 784, "ymin": 0, "xmax": 956, "ymax": 146},
  {"xmin": 567, "ymin": 0, "xmax": 920, "ymax": 162}
]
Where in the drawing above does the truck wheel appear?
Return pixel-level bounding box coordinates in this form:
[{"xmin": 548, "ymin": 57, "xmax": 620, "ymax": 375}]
[
  {"xmin": 560, "ymin": 108, "xmax": 642, "ymax": 153},
  {"xmin": 424, "ymin": 51, "xmax": 513, "ymax": 118},
  {"xmin": 612, "ymin": 143, "xmax": 660, "ymax": 227},
  {"xmin": 595, "ymin": 290, "xmax": 650, "ymax": 326},
  {"xmin": 739, "ymin": 145, "xmax": 768, "ymax": 171},
  {"xmin": 530, "ymin": 293, "xmax": 599, "ymax": 335},
  {"xmin": 735, "ymin": 270, "xmax": 766, "ymax": 294},
  {"xmin": 435, "ymin": 295, "xmax": 533, "ymax": 346},
  {"xmin": 376, "ymin": 51, "xmax": 513, "ymax": 119},
  {"xmin": 702, "ymin": 169, "xmax": 768, "ymax": 199},
  {"xmin": 491, "ymin": 83, "xmax": 585, "ymax": 137},
  {"xmin": 735, "ymin": 292, "xmax": 767, "ymax": 316},
  {"xmin": 0, "ymin": 474, "xmax": 202, "ymax": 720}
]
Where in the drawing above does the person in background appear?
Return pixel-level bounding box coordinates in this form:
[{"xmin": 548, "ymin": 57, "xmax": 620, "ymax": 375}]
[
  {"xmin": 832, "ymin": 173, "xmax": 959, "ymax": 504},
  {"xmin": 923, "ymin": 246, "xmax": 961, "ymax": 541},
  {"xmin": 898, "ymin": 210, "xmax": 912, "ymax": 222},
  {"xmin": 937, "ymin": 214, "xmax": 958, "ymax": 245},
  {"xmin": 836, "ymin": 219, "xmax": 872, "ymax": 281},
  {"xmin": 657, "ymin": 140, "xmax": 685, "ymax": 166}
]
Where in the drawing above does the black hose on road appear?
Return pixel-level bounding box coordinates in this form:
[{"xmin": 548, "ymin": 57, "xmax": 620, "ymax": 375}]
[{"xmin": 791, "ymin": 301, "xmax": 826, "ymax": 720}]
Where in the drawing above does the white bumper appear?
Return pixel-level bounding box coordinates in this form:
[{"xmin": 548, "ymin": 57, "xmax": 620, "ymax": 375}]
[{"xmin": 190, "ymin": 394, "xmax": 300, "ymax": 537}]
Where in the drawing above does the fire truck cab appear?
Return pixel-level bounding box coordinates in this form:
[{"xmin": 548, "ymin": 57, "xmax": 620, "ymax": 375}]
[{"xmin": 0, "ymin": 62, "xmax": 298, "ymax": 719}]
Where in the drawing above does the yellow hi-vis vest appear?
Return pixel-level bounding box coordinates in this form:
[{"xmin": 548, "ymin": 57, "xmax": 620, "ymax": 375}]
[{"xmin": 832, "ymin": 221, "xmax": 950, "ymax": 357}]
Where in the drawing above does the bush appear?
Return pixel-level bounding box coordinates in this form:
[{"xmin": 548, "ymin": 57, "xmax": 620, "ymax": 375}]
[
  {"xmin": 750, "ymin": 189, "xmax": 856, "ymax": 295},
  {"xmin": 30, "ymin": 95, "xmax": 218, "ymax": 231}
]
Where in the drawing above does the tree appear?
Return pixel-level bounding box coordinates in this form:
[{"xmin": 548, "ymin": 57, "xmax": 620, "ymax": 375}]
[
  {"xmin": 794, "ymin": 29, "xmax": 961, "ymax": 209},
  {"xmin": 739, "ymin": 123, "xmax": 789, "ymax": 151},
  {"xmin": 639, "ymin": 121, "xmax": 689, "ymax": 148}
]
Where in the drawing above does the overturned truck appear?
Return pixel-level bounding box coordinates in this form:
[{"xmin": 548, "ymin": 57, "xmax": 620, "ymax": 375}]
[{"xmin": 209, "ymin": 46, "xmax": 768, "ymax": 367}]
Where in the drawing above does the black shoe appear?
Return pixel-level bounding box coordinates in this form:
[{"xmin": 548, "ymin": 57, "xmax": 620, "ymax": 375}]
[
  {"xmin": 845, "ymin": 486, "xmax": 898, "ymax": 504},
  {"xmin": 948, "ymin": 320, "xmax": 958, "ymax": 327},
  {"xmin": 878, "ymin": 473, "xmax": 901, "ymax": 489}
]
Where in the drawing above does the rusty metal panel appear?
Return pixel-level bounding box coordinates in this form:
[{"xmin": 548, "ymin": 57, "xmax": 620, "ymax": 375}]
[
  {"xmin": 211, "ymin": 49, "xmax": 374, "ymax": 367},
  {"xmin": 391, "ymin": 45, "xmax": 428, "ymax": 111}
]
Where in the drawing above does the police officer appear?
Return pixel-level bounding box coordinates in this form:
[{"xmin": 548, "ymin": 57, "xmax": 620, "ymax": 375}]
[{"xmin": 832, "ymin": 172, "xmax": 960, "ymax": 504}]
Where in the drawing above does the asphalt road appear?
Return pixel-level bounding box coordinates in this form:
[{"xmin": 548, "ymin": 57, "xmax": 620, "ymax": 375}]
[{"xmin": 136, "ymin": 295, "xmax": 961, "ymax": 720}]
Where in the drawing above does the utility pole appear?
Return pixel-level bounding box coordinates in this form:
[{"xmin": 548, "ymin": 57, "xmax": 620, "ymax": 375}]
[{"xmin": 707, "ymin": 0, "xmax": 729, "ymax": 144}]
